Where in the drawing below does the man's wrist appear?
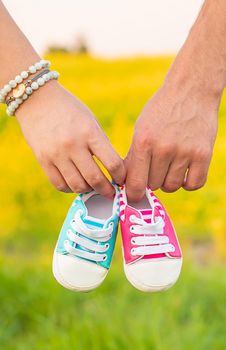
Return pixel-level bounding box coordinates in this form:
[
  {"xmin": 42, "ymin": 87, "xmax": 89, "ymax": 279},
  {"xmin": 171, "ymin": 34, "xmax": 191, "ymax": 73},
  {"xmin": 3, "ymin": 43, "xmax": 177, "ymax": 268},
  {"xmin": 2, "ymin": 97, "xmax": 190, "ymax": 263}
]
[
  {"xmin": 167, "ymin": 38, "xmax": 225, "ymax": 98},
  {"xmin": 164, "ymin": 51, "xmax": 225, "ymax": 107},
  {"xmin": 164, "ymin": 0, "xmax": 226, "ymax": 105}
]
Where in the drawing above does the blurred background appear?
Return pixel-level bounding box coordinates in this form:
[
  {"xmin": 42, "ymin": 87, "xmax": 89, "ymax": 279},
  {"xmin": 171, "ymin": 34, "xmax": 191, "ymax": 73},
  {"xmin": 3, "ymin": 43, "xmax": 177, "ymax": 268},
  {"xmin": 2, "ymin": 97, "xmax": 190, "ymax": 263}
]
[{"xmin": 0, "ymin": 1, "xmax": 226, "ymax": 349}]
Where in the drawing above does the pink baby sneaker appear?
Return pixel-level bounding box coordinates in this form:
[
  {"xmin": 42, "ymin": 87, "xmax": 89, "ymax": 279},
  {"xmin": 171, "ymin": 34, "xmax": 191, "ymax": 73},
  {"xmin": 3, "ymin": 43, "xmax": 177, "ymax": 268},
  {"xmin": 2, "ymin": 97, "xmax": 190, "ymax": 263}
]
[{"xmin": 120, "ymin": 186, "xmax": 182, "ymax": 292}]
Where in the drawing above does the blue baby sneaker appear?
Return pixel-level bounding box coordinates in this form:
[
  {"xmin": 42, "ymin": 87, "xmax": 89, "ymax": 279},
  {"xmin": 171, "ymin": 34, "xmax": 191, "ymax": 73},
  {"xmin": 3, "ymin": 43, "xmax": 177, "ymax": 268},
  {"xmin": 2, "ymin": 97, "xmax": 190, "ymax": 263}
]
[{"xmin": 53, "ymin": 185, "xmax": 120, "ymax": 291}]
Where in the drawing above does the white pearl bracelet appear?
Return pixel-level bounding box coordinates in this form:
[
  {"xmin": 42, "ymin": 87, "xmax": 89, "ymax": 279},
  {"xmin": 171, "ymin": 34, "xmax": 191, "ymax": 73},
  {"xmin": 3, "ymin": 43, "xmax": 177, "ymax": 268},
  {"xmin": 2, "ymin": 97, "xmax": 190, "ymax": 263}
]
[
  {"xmin": 6, "ymin": 70, "xmax": 59, "ymax": 116},
  {"xmin": 0, "ymin": 59, "xmax": 50, "ymax": 104}
]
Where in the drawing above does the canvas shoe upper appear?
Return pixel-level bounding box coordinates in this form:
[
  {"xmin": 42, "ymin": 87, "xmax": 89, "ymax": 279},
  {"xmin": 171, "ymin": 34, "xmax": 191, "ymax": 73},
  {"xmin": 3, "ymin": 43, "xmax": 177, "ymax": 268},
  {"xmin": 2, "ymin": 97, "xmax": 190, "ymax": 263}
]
[
  {"xmin": 53, "ymin": 185, "xmax": 120, "ymax": 292},
  {"xmin": 120, "ymin": 186, "xmax": 182, "ymax": 292}
]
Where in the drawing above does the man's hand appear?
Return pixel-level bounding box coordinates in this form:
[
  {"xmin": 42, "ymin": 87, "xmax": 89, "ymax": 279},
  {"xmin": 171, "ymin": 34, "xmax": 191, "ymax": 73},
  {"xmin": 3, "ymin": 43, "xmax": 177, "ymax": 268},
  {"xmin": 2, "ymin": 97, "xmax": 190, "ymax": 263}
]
[
  {"xmin": 125, "ymin": 0, "xmax": 226, "ymax": 202},
  {"xmin": 125, "ymin": 81, "xmax": 218, "ymax": 201},
  {"xmin": 16, "ymin": 81, "xmax": 125, "ymax": 198}
]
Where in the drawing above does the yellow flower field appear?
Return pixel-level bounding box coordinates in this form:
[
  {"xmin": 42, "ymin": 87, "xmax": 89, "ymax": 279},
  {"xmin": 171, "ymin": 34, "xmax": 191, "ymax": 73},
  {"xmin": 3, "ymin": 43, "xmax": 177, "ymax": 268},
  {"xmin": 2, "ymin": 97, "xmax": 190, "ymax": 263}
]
[{"xmin": 0, "ymin": 54, "xmax": 226, "ymax": 349}]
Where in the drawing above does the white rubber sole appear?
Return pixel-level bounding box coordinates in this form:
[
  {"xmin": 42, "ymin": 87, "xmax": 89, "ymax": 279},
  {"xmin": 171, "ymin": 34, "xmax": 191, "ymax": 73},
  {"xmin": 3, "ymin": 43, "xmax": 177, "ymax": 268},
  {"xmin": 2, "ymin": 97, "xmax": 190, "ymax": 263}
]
[
  {"xmin": 52, "ymin": 251, "xmax": 108, "ymax": 292},
  {"xmin": 124, "ymin": 257, "xmax": 183, "ymax": 292}
]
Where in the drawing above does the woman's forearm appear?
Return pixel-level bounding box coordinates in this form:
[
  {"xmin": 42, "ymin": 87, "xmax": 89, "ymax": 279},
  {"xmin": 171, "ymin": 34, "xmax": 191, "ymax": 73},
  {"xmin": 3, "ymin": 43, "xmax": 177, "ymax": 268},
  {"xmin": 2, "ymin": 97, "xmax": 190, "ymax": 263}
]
[
  {"xmin": 0, "ymin": 1, "xmax": 125, "ymax": 197},
  {"xmin": 0, "ymin": 1, "xmax": 40, "ymax": 86}
]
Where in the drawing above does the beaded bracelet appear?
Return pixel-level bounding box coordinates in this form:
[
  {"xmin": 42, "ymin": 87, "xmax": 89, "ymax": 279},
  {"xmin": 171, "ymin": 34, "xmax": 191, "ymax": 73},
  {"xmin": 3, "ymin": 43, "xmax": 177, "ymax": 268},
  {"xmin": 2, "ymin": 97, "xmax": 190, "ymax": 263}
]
[
  {"xmin": 0, "ymin": 59, "xmax": 50, "ymax": 104},
  {"xmin": 6, "ymin": 68, "xmax": 50, "ymax": 106},
  {"xmin": 6, "ymin": 70, "xmax": 59, "ymax": 116}
]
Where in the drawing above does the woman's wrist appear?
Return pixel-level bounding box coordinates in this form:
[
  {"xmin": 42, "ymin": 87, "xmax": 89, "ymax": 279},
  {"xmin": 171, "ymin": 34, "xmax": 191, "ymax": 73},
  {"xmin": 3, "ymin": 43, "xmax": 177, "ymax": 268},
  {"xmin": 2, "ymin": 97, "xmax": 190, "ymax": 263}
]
[
  {"xmin": 15, "ymin": 79, "xmax": 61, "ymax": 122},
  {"xmin": 0, "ymin": 56, "xmax": 60, "ymax": 117}
]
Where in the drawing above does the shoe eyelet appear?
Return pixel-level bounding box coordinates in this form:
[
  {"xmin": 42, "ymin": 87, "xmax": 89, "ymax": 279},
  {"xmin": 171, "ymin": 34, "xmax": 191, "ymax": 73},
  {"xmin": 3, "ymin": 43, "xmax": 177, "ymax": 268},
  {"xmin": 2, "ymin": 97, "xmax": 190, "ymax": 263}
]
[
  {"xmin": 170, "ymin": 244, "xmax": 175, "ymax": 252},
  {"xmin": 129, "ymin": 226, "xmax": 135, "ymax": 233},
  {"xmin": 105, "ymin": 243, "xmax": 110, "ymax": 250},
  {"xmin": 70, "ymin": 219, "xmax": 75, "ymax": 227},
  {"xmin": 102, "ymin": 254, "xmax": 107, "ymax": 261},
  {"xmin": 129, "ymin": 215, "xmax": 136, "ymax": 223},
  {"xmin": 64, "ymin": 239, "xmax": 70, "ymax": 249},
  {"xmin": 131, "ymin": 248, "xmax": 136, "ymax": 256},
  {"xmin": 131, "ymin": 238, "xmax": 136, "ymax": 245},
  {"xmin": 67, "ymin": 229, "xmax": 72, "ymax": 237}
]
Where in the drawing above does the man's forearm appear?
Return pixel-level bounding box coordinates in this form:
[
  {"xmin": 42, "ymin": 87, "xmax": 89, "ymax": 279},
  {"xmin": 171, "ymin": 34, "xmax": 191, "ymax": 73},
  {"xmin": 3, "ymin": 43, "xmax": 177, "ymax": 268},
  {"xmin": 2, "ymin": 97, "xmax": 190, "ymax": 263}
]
[
  {"xmin": 126, "ymin": 0, "xmax": 224, "ymax": 200},
  {"xmin": 0, "ymin": 1, "xmax": 40, "ymax": 86},
  {"xmin": 166, "ymin": 0, "xmax": 226, "ymax": 103}
]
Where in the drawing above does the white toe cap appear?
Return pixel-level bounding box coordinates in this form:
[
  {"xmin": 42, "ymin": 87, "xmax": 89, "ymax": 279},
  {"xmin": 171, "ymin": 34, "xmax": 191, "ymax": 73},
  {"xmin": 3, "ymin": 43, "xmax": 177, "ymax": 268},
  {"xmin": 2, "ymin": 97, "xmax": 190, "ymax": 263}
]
[
  {"xmin": 124, "ymin": 257, "xmax": 183, "ymax": 292},
  {"xmin": 53, "ymin": 252, "xmax": 108, "ymax": 292}
]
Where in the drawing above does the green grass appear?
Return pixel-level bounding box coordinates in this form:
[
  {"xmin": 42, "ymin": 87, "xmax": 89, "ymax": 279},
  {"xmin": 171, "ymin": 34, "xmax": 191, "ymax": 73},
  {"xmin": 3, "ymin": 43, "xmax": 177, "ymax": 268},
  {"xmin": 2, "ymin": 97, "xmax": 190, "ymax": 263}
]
[
  {"xmin": 0, "ymin": 257, "xmax": 226, "ymax": 350},
  {"xmin": 0, "ymin": 54, "xmax": 226, "ymax": 349}
]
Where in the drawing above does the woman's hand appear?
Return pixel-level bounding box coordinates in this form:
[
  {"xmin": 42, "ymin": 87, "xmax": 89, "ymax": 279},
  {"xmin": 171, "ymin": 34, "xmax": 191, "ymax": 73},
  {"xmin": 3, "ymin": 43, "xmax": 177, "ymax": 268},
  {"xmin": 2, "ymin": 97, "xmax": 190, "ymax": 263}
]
[
  {"xmin": 125, "ymin": 80, "xmax": 219, "ymax": 202},
  {"xmin": 16, "ymin": 81, "xmax": 125, "ymax": 198}
]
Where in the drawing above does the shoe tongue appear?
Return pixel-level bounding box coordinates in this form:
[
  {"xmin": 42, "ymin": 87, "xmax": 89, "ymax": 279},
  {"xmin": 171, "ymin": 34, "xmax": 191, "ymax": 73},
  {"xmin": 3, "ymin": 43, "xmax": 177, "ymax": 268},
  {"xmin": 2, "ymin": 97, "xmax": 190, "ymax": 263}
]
[
  {"xmin": 139, "ymin": 206, "xmax": 163, "ymax": 224},
  {"xmin": 139, "ymin": 209, "xmax": 153, "ymax": 223},
  {"xmin": 78, "ymin": 193, "xmax": 105, "ymax": 229},
  {"xmin": 83, "ymin": 215, "xmax": 105, "ymax": 229}
]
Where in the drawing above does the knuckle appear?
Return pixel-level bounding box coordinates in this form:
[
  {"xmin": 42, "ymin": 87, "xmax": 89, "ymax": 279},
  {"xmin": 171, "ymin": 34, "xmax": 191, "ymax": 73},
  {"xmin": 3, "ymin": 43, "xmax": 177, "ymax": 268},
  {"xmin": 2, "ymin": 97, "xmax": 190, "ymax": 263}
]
[
  {"xmin": 56, "ymin": 185, "xmax": 71, "ymax": 193},
  {"xmin": 78, "ymin": 185, "xmax": 91, "ymax": 193},
  {"xmin": 60, "ymin": 137, "xmax": 74, "ymax": 150},
  {"xmin": 157, "ymin": 143, "xmax": 176, "ymax": 158},
  {"xmin": 71, "ymin": 186, "xmax": 87, "ymax": 194},
  {"xmin": 108, "ymin": 158, "xmax": 122, "ymax": 173},
  {"xmin": 184, "ymin": 179, "xmax": 206, "ymax": 191},
  {"xmin": 48, "ymin": 147, "xmax": 60, "ymax": 160},
  {"xmin": 162, "ymin": 180, "xmax": 181, "ymax": 192},
  {"xmin": 177, "ymin": 147, "xmax": 192, "ymax": 159},
  {"xmin": 52, "ymin": 180, "xmax": 69, "ymax": 193},
  {"xmin": 67, "ymin": 183, "xmax": 80, "ymax": 193},
  {"xmin": 66, "ymin": 175, "xmax": 89, "ymax": 194},
  {"xmin": 75, "ymin": 182, "xmax": 91, "ymax": 193},
  {"xmin": 128, "ymin": 178, "xmax": 145, "ymax": 192},
  {"xmin": 86, "ymin": 125, "xmax": 101, "ymax": 145},
  {"xmin": 85, "ymin": 125, "xmax": 97, "ymax": 139},
  {"xmin": 193, "ymin": 148, "xmax": 211, "ymax": 163},
  {"xmin": 149, "ymin": 183, "xmax": 161, "ymax": 191},
  {"xmin": 134, "ymin": 133, "xmax": 152, "ymax": 152},
  {"xmin": 89, "ymin": 174, "xmax": 102, "ymax": 187}
]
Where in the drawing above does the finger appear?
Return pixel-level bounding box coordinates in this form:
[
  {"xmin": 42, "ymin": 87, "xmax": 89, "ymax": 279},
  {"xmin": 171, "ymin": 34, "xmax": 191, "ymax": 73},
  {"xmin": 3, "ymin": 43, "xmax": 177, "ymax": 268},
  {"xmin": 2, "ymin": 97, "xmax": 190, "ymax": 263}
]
[
  {"xmin": 161, "ymin": 156, "xmax": 189, "ymax": 192},
  {"xmin": 125, "ymin": 145, "xmax": 151, "ymax": 202},
  {"xmin": 73, "ymin": 151, "xmax": 116, "ymax": 199},
  {"xmin": 56, "ymin": 159, "xmax": 92, "ymax": 194},
  {"xmin": 148, "ymin": 152, "xmax": 172, "ymax": 190},
  {"xmin": 43, "ymin": 163, "xmax": 72, "ymax": 193},
  {"xmin": 90, "ymin": 133, "xmax": 126, "ymax": 185},
  {"xmin": 183, "ymin": 160, "xmax": 209, "ymax": 191}
]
